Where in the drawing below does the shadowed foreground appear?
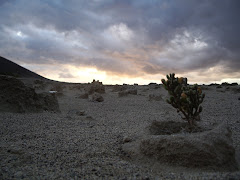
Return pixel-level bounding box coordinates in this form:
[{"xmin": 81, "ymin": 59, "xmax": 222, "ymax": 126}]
[{"xmin": 0, "ymin": 79, "xmax": 240, "ymax": 179}]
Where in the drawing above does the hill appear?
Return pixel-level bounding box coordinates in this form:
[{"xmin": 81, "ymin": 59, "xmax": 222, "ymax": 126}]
[{"xmin": 0, "ymin": 56, "xmax": 47, "ymax": 79}]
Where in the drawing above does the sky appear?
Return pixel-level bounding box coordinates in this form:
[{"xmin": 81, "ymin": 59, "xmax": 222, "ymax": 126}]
[{"xmin": 0, "ymin": 0, "xmax": 240, "ymax": 84}]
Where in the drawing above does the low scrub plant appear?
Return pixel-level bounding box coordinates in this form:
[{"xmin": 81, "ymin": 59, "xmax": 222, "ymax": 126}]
[{"xmin": 162, "ymin": 73, "xmax": 205, "ymax": 128}]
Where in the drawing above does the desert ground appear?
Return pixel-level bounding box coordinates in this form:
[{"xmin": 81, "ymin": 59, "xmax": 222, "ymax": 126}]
[{"xmin": 0, "ymin": 77, "xmax": 240, "ymax": 179}]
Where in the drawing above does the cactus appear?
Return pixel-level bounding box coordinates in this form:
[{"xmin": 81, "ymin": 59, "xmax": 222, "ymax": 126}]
[{"xmin": 161, "ymin": 73, "xmax": 205, "ymax": 128}]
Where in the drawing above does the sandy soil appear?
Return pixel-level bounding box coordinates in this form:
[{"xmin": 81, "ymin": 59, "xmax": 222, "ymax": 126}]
[{"xmin": 0, "ymin": 83, "xmax": 240, "ymax": 179}]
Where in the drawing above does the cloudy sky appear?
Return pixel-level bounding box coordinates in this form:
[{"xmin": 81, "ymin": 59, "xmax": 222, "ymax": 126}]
[{"xmin": 0, "ymin": 0, "xmax": 240, "ymax": 84}]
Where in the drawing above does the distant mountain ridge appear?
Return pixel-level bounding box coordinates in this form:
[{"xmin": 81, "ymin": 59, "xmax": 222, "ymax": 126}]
[{"xmin": 0, "ymin": 56, "xmax": 47, "ymax": 79}]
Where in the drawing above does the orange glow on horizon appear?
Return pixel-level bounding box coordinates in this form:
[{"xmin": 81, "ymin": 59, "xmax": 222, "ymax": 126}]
[{"xmin": 21, "ymin": 63, "xmax": 240, "ymax": 85}]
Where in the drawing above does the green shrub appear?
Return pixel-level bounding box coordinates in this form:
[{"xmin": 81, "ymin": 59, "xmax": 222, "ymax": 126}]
[{"xmin": 161, "ymin": 73, "xmax": 205, "ymax": 127}]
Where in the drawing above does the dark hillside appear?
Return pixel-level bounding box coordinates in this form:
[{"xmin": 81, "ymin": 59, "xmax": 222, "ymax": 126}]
[{"xmin": 0, "ymin": 56, "xmax": 47, "ymax": 79}]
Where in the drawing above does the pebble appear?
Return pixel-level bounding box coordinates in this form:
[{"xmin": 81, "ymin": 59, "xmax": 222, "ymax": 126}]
[{"xmin": 123, "ymin": 136, "xmax": 132, "ymax": 143}]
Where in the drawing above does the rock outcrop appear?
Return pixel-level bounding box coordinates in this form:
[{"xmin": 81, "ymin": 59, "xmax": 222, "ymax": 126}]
[
  {"xmin": 122, "ymin": 123, "xmax": 238, "ymax": 171},
  {"xmin": 140, "ymin": 123, "xmax": 238, "ymax": 171},
  {"xmin": 0, "ymin": 76, "xmax": 60, "ymax": 113},
  {"xmin": 84, "ymin": 80, "xmax": 105, "ymax": 95}
]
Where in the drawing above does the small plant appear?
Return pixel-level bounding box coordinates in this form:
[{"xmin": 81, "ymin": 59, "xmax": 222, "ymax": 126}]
[{"xmin": 161, "ymin": 73, "xmax": 205, "ymax": 128}]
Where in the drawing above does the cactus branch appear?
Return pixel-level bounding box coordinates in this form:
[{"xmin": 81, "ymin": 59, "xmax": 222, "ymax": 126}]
[{"xmin": 162, "ymin": 73, "xmax": 205, "ymax": 127}]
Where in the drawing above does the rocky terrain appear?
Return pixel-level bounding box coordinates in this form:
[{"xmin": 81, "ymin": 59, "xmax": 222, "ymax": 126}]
[
  {"xmin": 0, "ymin": 76, "xmax": 59, "ymax": 113},
  {"xmin": 0, "ymin": 78, "xmax": 240, "ymax": 179}
]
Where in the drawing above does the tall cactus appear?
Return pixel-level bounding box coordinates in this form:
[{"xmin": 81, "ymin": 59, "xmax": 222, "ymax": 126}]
[{"xmin": 161, "ymin": 73, "xmax": 205, "ymax": 127}]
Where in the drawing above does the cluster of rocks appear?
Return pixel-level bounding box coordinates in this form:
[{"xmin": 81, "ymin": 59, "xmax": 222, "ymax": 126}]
[
  {"xmin": 84, "ymin": 80, "xmax": 105, "ymax": 95},
  {"xmin": 0, "ymin": 76, "xmax": 60, "ymax": 113},
  {"xmin": 78, "ymin": 80, "xmax": 105, "ymax": 102}
]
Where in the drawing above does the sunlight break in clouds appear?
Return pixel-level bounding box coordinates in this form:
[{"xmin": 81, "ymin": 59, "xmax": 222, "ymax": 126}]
[
  {"xmin": 108, "ymin": 23, "xmax": 133, "ymax": 41},
  {"xmin": 16, "ymin": 31, "xmax": 23, "ymax": 37},
  {"xmin": 103, "ymin": 23, "xmax": 134, "ymax": 46}
]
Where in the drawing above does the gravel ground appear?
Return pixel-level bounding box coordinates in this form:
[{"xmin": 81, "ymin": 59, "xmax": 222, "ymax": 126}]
[{"xmin": 0, "ymin": 85, "xmax": 240, "ymax": 179}]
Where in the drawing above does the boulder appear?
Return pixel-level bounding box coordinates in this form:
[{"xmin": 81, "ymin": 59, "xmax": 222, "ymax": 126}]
[
  {"xmin": 84, "ymin": 80, "xmax": 105, "ymax": 95},
  {"xmin": 139, "ymin": 123, "xmax": 238, "ymax": 171},
  {"xmin": 0, "ymin": 76, "xmax": 60, "ymax": 113},
  {"xmin": 148, "ymin": 83, "xmax": 160, "ymax": 89}
]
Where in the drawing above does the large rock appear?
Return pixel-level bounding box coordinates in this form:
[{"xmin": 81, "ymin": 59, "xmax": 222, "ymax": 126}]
[
  {"xmin": 139, "ymin": 123, "xmax": 238, "ymax": 171},
  {"xmin": 148, "ymin": 83, "xmax": 160, "ymax": 89},
  {"xmin": 84, "ymin": 80, "xmax": 105, "ymax": 95},
  {"xmin": 0, "ymin": 76, "xmax": 60, "ymax": 113}
]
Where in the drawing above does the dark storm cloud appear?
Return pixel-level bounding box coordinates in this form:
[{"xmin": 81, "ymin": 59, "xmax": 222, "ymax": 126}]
[{"xmin": 0, "ymin": 0, "xmax": 240, "ymax": 79}]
